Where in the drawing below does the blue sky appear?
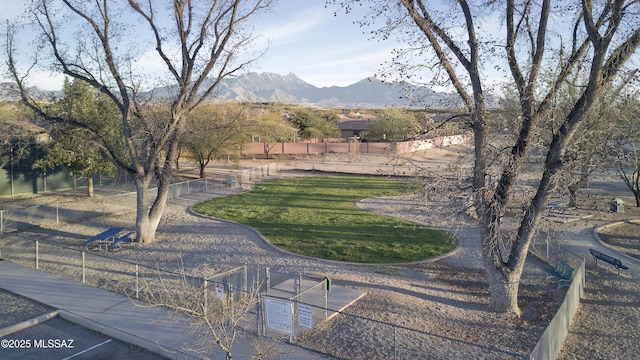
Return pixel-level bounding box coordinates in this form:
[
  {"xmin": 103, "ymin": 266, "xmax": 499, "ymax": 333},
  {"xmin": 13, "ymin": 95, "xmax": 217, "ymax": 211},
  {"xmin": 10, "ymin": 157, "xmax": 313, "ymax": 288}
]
[
  {"xmin": 250, "ymin": 1, "xmax": 396, "ymax": 87},
  {"xmin": 3, "ymin": 2, "xmax": 638, "ymax": 97},
  {"xmin": 2, "ymin": 1, "xmax": 398, "ymax": 90}
]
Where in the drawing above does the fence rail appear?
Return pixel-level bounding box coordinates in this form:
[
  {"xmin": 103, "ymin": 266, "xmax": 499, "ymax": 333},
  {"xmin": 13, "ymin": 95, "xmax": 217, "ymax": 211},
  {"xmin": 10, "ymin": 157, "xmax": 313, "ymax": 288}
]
[
  {"xmin": 529, "ymin": 233, "xmax": 586, "ymax": 360},
  {"xmin": 0, "ymin": 163, "xmax": 281, "ymax": 233}
]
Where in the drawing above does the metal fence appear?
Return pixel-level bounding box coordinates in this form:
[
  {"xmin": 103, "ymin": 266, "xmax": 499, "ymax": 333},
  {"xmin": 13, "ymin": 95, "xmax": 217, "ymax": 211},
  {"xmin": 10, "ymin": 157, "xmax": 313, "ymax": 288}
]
[
  {"xmin": 529, "ymin": 260, "xmax": 585, "ymax": 360},
  {"xmin": 291, "ymin": 305, "xmax": 512, "ymax": 360},
  {"xmin": 0, "ymin": 228, "xmax": 548, "ymax": 359},
  {"xmin": 279, "ymin": 159, "xmax": 471, "ymax": 181},
  {"xmin": 0, "ymin": 163, "xmax": 281, "ymax": 233},
  {"xmin": 530, "ymin": 229, "xmax": 585, "ymax": 271},
  {"xmin": 261, "ymin": 269, "xmax": 331, "ymax": 341},
  {"xmin": 529, "ymin": 232, "xmax": 586, "ymax": 360},
  {"xmin": 283, "ymin": 161, "xmax": 420, "ymax": 177},
  {"xmin": 288, "ymin": 278, "xmax": 330, "ymax": 337},
  {"xmin": 0, "ymin": 234, "xmax": 330, "ymax": 343}
]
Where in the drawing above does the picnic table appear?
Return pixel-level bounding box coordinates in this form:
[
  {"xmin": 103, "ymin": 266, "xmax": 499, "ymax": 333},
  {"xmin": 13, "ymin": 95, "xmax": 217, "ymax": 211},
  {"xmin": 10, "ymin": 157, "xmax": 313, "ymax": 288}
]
[
  {"xmin": 83, "ymin": 227, "xmax": 125, "ymax": 251},
  {"xmin": 110, "ymin": 232, "xmax": 134, "ymax": 251},
  {"xmin": 226, "ymin": 177, "xmax": 238, "ymax": 188}
]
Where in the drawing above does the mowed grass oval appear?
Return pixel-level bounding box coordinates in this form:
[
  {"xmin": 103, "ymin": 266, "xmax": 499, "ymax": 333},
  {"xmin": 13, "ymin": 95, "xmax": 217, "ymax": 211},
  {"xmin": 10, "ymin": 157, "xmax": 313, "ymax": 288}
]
[{"xmin": 193, "ymin": 176, "xmax": 456, "ymax": 263}]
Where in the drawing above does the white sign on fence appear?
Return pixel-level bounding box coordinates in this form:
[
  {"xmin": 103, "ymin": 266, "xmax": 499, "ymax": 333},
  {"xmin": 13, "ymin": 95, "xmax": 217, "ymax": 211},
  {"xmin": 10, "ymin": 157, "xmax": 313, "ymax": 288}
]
[
  {"xmin": 298, "ymin": 303, "xmax": 313, "ymax": 329},
  {"xmin": 215, "ymin": 283, "xmax": 224, "ymax": 299},
  {"xmin": 264, "ymin": 297, "xmax": 294, "ymax": 335}
]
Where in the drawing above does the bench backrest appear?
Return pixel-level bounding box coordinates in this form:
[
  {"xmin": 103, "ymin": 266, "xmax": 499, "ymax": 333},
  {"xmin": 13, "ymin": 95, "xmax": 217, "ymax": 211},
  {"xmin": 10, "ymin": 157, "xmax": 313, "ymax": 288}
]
[
  {"xmin": 590, "ymin": 249, "xmax": 617, "ymax": 264},
  {"xmin": 554, "ymin": 259, "xmax": 574, "ymax": 278}
]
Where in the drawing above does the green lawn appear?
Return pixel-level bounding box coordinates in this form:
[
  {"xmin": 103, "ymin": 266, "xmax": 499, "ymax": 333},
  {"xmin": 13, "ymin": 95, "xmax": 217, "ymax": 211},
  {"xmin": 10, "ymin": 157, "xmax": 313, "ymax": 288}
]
[{"xmin": 193, "ymin": 176, "xmax": 456, "ymax": 263}]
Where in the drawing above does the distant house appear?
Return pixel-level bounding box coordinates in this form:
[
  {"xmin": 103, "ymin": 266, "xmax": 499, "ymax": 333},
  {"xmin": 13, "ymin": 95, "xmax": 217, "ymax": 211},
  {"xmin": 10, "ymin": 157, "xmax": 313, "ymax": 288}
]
[
  {"xmin": 428, "ymin": 114, "xmax": 458, "ymax": 123},
  {"xmin": 337, "ymin": 113, "xmax": 463, "ymax": 141},
  {"xmin": 337, "ymin": 119, "xmax": 372, "ymax": 139}
]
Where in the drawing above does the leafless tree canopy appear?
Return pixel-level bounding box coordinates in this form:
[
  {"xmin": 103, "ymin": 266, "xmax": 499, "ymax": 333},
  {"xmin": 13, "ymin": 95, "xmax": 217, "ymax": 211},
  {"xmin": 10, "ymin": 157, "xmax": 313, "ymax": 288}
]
[
  {"xmin": 7, "ymin": 0, "xmax": 273, "ymax": 243},
  {"xmin": 137, "ymin": 263, "xmax": 276, "ymax": 359},
  {"xmin": 330, "ymin": 0, "xmax": 640, "ymax": 315}
]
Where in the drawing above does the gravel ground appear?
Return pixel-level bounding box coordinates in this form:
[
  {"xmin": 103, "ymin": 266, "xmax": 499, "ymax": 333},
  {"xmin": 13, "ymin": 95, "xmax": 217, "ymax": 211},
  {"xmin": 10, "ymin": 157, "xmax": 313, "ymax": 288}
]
[
  {"xmin": 0, "ymin": 289, "xmax": 54, "ymax": 329},
  {"xmin": 2, "ymin": 151, "xmax": 639, "ymax": 359},
  {"xmin": 556, "ymin": 215, "xmax": 640, "ymax": 360}
]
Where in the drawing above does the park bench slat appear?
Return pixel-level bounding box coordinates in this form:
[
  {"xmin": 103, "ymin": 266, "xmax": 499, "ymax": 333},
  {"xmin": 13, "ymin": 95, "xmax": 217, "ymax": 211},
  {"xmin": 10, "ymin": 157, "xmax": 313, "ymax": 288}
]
[
  {"xmin": 545, "ymin": 259, "xmax": 574, "ymax": 289},
  {"xmin": 226, "ymin": 177, "xmax": 238, "ymax": 188}
]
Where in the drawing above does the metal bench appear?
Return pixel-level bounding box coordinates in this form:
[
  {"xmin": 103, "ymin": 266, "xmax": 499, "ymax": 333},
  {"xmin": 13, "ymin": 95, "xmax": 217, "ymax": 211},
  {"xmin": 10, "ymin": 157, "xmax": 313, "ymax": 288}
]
[
  {"xmin": 544, "ymin": 259, "xmax": 574, "ymax": 289},
  {"xmin": 589, "ymin": 248, "xmax": 629, "ymax": 275}
]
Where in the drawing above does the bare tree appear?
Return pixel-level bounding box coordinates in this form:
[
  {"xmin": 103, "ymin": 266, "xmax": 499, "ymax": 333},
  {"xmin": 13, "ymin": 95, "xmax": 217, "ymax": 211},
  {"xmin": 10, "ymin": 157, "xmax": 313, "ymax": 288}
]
[
  {"xmin": 7, "ymin": 0, "xmax": 272, "ymax": 243},
  {"xmin": 608, "ymin": 90, "xmax": 640, "ymax": 206},
  {"xmin": 138, "ymin": 265, "xmax": 280, "ymax": 359},
  {"xmin": 331, "ymin": 0, "xmax": 640, "ymax": 315}
]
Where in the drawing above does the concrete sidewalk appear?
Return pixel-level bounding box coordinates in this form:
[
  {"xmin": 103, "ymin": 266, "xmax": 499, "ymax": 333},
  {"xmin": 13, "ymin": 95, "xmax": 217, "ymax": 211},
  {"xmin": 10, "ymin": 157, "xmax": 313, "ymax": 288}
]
[{"xmin": 0, "ymin": 260, "xmax": 335, "ymax": 359}]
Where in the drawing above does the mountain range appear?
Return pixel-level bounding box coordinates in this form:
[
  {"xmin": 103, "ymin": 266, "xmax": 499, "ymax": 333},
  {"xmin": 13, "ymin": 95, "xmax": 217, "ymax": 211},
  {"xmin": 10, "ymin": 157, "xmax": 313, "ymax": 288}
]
[{"xmin": 0, "ymin": 72, "xmax": 462, "ymax": 108}]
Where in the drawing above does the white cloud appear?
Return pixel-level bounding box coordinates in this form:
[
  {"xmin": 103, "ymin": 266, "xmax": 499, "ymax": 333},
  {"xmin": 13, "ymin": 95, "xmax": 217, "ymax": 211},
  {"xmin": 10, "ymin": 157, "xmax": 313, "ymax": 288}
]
[
  {"xmin": 4, "ymin": 1, "xmax": 398, "ymax": 89},
  {"xmin": 258, "ymin": 15, "xmax": 327, "ymax": 46}
]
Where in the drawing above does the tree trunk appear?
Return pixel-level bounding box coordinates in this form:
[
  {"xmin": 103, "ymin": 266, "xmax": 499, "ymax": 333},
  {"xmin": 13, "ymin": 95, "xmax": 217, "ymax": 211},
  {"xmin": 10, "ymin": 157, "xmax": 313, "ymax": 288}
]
[
  {"xmin": 263, "ymin": 142, "xmax": 270, "ymax": 159},
  {"xmin": 479, "ymin": 206, "xmax": 525, "ymax": 316},
  {"xmin": 634, "ymin": 169, "xmax": 640, "ymax": 207},
  {"xmin": 87, "ymin": 175, "xmax": 94, "ymax": 198},
  {"xmin": 485, "ymin": 264, "xmax": 521, "ymax": 316},
  {"xmin": 567, "ymin": 182, "xmax": 578, "ymax": 208},
  {"xmin": 134, "ymin": 176, "xmax": 167, "ymax": 243},
  {"xmin": 199, "ymin": 156, "xmax": 207, "ymax": 178}
]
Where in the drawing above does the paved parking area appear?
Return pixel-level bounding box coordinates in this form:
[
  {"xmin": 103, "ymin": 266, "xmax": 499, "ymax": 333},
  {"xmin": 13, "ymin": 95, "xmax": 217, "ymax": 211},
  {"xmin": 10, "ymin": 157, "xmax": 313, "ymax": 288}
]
[{"xmin": 1, "ymin": 317, "xmax": 165, "ymax": 360}]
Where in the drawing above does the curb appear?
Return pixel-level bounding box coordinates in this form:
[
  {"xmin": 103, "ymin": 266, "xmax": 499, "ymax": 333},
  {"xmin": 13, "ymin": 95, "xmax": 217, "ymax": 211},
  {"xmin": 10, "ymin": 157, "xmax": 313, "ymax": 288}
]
[
  {"xmin": 57, "ymin": 310, "xmax": 200, "ymax": 360},
  {"xmin": 592, "ymin": 220, "xmax": 640, "ymax": 266},
  {"xmin": 0, "ymin": 311, "xmax": 59, "ymax": 337}
]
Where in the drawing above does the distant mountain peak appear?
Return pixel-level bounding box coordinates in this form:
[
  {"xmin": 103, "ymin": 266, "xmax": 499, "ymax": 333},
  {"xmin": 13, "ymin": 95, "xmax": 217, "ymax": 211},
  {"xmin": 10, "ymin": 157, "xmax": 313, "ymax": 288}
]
[
  {"xmin": 1, "ymin": 72, "xmax": 461, "ymax": 108},
  {"xmin": 212, "ymin": 72, "xmax": 457, "ymax": 107}
]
